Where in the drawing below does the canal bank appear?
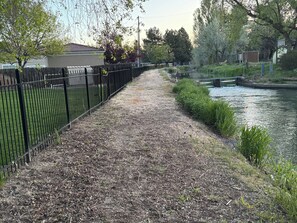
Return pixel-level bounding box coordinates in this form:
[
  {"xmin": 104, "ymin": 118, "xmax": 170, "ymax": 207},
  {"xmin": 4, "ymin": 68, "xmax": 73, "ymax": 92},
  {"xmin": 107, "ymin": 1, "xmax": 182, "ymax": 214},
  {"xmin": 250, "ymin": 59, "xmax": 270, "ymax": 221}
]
[
  {"xmin": 0, "ymin": 70, "xmax": 289, "ymax": 222},
  {"xmin": 237, "ymin": 77, "xmax": 297, "ymax": 90}
]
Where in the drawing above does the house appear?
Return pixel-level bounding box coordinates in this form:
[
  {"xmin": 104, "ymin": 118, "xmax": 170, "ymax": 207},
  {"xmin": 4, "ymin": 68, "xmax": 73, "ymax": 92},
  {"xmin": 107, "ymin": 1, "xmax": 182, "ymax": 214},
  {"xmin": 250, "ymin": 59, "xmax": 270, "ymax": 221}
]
[
  {"xmin": 238, "ymin": 51, "xmax": 259, "ymax": 63},
  {"xmin": 47, "ymin": 43, "xmax": 104, "ymax": 67},
  {"xmin": 272, "ymin": 39, "xmax": 287, "ymax": 64},
  {"xmin": 0, "ymin": 43, "xmax": 105, "ymax": 69}
]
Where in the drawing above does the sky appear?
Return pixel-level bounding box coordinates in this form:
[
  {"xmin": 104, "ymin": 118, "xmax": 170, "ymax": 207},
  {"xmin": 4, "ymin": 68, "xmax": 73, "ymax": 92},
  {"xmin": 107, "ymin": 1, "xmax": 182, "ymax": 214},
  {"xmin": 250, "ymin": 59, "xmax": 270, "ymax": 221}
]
[
  {"xmin": 126, "ymin": 0, "xmax": 201, "ymax": 44},
  {"xmin": 52, "ymin": 0, "xmax": 202, "ymax": 46}
]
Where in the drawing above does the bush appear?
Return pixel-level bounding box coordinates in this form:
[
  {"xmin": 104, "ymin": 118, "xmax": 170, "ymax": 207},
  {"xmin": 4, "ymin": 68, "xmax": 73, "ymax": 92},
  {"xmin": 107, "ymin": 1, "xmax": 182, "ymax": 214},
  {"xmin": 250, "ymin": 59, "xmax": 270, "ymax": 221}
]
[
  {"xmin": 173, "ymin": 79, "xmax": 237, "ymax": 137},
  {"xmin": 173, "ymin": 79, "xmax": 209, "ymax": 95},
  {"xmin": 213, "ymin": 100, "xmax": 237, "ymax": 137},
  {"xmin": 166, "ymin": 67, "xmax": 176, "ymax": 74},
  {"xmin": 238, "ymin": 126, "xmax": 271, "ymax": 166},
  {"xmin": 271, "ymin": 160, "xmax": 297, "ymax": 220},
  {"xmin": 279, "ymin": 50, "xmax": 297, "ymax": 71}
]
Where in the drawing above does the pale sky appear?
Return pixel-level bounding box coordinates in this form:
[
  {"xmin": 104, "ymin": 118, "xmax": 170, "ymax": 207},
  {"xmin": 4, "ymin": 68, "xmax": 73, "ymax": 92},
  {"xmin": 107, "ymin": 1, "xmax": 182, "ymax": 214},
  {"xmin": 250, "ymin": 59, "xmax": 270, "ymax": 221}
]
[
  {"xmin": 127, "ymin": 0, "xmax": 201, "ymax": 44},
  {"xmin": 54, "ymin": 0, "xmax": 201, "ymax": 45}
]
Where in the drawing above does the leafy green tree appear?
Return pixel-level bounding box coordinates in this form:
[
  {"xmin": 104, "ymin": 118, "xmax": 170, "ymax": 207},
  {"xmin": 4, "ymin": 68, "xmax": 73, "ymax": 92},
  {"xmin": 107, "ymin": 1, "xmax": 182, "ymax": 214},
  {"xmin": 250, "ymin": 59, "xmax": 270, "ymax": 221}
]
[
  {"xmin": 164, "ymin": 28, "xmax": 193, "ymax": 64},
  {"xmin": 144, "ymin": 44, "xmax": 173, "ymax": 65},
  {"xmin": 142, "ymin": 27, "xmax": 173, "ymax": 64},
  {"xmin": 0, "ymin": 0, "xmax": 64, "ymax": 68},
  {"xmin": 227, "ymin": 0, "xmax": 297, "ymax": 51},
  {"xmin": 225, "ymin": 5, "xmax": 248, "ymax": 52},
  {"xmin": 247, "ymin": 23, "xmax": 279, "ymax": 60}
]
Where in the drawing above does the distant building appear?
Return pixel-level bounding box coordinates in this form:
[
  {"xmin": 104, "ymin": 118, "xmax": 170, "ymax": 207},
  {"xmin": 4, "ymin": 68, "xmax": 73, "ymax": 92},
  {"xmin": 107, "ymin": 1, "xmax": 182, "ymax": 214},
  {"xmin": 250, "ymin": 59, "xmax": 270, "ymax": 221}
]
[
  {"xmin": 47, "ymin": 43, "xmax": 104, "ymax": 67},
  {"xmin": 0, "ymin": 43, "xmax": 104, "ymax": 69},
  {"xmin": 272, "ymin": 39, "xmax": 287, "ymax": 64},
  {"xmin": 238, "ymin": 51, "xmax": 259, "ymax": 63}
]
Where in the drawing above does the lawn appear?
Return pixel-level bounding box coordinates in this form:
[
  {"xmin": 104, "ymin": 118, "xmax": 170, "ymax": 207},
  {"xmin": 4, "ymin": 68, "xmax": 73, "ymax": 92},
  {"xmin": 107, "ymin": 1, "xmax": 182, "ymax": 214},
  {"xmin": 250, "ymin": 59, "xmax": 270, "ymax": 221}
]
[{"xmin": 0, "ymin": 85, "xmax": 104, "ymax": 169}]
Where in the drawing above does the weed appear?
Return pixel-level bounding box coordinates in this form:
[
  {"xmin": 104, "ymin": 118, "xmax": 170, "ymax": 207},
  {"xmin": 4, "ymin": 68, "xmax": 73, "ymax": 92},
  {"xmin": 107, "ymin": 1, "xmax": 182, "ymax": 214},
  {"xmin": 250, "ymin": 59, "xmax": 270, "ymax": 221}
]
[
  {"xmin": 257, "ymin": 211, "xmax": 286, "ymax": 222},
  {"xmin": 238, "ymin": 126, "xmax": 271, "ymax": 167},
  {"xmin": 165, "ymin": 67, "xmax": 176, "ymax": 74},
  {"xmin": 239, "ymin": 196, "xmax": 254, "ymax": 209},
  {"xmin": 54, "ymin": 128, "xmax": 61, "ymax": 145},
  {"xmin": 192, "ymin": 187, "xmax": 201, "ymax": 195},
  {"xmin": 0, "ymin": 174, "xmax": 5, "ymax": 187},
  {"xmin": 178, "ymin": 194, "xmax": 190, "ymax": 203},
  {"xmin": 270, "ymin": 159, "xmax": 297, "ymax": 220},
  {"xmin": 206, "ymin": 194, "xmax": 222, "ymax": 202}
]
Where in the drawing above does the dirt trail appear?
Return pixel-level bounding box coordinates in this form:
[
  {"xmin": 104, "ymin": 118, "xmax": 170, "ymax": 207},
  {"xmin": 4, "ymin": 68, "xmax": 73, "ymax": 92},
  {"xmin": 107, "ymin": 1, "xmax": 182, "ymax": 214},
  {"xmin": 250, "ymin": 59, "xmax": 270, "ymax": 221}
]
[{"xmin": 0, "ymin": 70, "xmax": 279, "ymax": 222}]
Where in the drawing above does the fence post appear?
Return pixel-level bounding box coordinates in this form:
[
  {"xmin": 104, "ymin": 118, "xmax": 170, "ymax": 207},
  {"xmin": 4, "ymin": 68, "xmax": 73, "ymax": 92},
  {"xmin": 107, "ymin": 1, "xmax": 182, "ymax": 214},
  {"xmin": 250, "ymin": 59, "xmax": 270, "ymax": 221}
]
[
  {"xmin": 113, "ymin": 69, "xmax": 117, "ymax": 92},
  {"xmin": 107, "ymin": 69, "xmax": 110, "ymax": 98},
  {"xmin": 15, "ymin": 69, "xmax": 30, "ymax": 163},
  {"xmin": 84, "ymin": 68, "xmax": 90, "ymax": 112},
  {"xmin": 62, "ymin": 68, "xmax": 70, "ymax": 124},
  {"xmin": 99, "ymin": 67, "xmax": 103, "ymax": 102},
  {"xmin": 261, "ymin": 63, "xmax": 265, "ymax": 77}
]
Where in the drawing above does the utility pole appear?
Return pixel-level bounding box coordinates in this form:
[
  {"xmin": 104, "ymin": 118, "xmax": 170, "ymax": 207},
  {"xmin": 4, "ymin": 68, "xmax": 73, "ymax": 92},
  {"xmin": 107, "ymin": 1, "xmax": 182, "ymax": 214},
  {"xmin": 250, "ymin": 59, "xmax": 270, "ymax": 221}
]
[{"xmin": 137, "ymin": 16, "xmax": 140, "ymax": 67}]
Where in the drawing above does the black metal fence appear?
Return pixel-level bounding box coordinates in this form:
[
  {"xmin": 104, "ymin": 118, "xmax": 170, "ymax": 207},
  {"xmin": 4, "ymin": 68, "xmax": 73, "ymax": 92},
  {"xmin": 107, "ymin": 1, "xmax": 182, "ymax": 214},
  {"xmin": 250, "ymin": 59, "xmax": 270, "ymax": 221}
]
[{"xmin": 0, "ymin": 64, "xmax": 152, "ymax": 177}]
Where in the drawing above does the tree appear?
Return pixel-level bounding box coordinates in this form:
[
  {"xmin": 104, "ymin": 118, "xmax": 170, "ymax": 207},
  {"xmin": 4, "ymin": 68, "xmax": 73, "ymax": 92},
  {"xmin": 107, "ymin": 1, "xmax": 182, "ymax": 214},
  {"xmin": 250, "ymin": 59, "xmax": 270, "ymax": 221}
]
[
  {"xmin": 193, "ymin": 17, "xmax": 228, "ymax": 65},
  {"xmin": 227, "ymin": 0, "xmax": 297, "ymax": 51},
  {"xmin": 143, "ymin": 27, "xmax": 164, "ymax": 45},
  {"xmin": 142, "ymin": 27, "xmax": 173, "ymax": 64},
  {"xmin": 144, "ymin": 44, "xmax": 174, "ymax": 65},
  {"xmin": 103, "ymin": 35, "xmax": 137, "ymax": 64},
  {"xmin": 247, "ymin": 23, "xmax": 279, "ymax": 60},
  {"xmin": 164, "ymin": 28, "xmax": 193, "ymax": 64},
  {"xmin": 47, "ymin": 0, "xmax": 147, "ymax": 43},
  {"xmin": 224, "ymin": 5, "xmax": 248, "ymax": 52},
  {"xmin": 0, "ymin": 0, "xmax": 64, "ymax": 68},
  {"xmin": 193, "ymin": 0, "xmax": 224, "ymax": 40}
]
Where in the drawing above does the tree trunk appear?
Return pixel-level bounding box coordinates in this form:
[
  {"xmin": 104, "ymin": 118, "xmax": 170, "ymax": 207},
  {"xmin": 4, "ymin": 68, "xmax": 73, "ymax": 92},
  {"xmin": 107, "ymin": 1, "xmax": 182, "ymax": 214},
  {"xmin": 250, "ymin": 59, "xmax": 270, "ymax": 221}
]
[{"xmin": 17, "ymin": 58, "xmax": 27, "ymax": 69}]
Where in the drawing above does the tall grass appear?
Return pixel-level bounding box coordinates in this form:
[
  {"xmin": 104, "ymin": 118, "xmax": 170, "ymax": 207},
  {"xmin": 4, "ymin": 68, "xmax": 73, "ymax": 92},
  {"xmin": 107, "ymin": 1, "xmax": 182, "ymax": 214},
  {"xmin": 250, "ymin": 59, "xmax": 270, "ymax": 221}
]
[
  {"xmin": 239, "ymin": 126, "xmax": 297, "ymax": 220},
  {"xmin": 173, "ymin": 79, "xmax": 297, "ymax": 220},
  {"xmin": 271, "ymin": 160, "xmax": 297, "ymax": 220},
  {"xmin": 173, "ymin": 79, "xmax": 236, "ymax": 137},
  {"xmin": 238, "ymin": 126, "xmax": 271, "ymax": 167},
  {"xmin": 213, "ymin": 101, "xmax": 237, "ymax": 137}
]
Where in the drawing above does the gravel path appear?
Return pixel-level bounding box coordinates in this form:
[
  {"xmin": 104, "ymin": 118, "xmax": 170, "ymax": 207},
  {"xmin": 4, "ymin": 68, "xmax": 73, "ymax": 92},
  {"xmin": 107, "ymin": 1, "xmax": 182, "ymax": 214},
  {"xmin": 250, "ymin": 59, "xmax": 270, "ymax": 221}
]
[{"xmin": 0, "ymin": 70, "xmax": 281, "ymax": 222}]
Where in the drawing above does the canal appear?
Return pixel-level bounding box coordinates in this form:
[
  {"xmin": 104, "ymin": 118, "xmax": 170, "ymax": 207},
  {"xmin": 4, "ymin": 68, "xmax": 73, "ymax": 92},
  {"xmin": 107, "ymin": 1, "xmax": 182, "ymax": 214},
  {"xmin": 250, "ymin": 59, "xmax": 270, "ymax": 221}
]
[{"xmin": 209, "ymin": 86, "xmax": 297, "ymax": 163}]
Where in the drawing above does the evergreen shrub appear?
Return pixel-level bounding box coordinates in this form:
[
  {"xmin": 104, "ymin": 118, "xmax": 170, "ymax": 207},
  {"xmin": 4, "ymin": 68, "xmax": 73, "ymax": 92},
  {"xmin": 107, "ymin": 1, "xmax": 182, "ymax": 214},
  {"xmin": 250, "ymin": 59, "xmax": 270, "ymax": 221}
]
[{"xmin": 279, "ymin": 50, "xmax": 297, "ymax": 71}]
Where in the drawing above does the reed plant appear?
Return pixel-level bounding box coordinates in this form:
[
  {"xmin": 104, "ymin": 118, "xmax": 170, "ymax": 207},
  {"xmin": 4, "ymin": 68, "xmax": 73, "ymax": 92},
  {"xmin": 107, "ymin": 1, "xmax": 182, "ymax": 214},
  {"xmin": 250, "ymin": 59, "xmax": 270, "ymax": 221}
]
[
  {"xmin": 213, "ymin": 100, "xmax": 237, "ymax": 137},
  {"xmin": 174, "ymin": 79, "xmax": 236, "ymax": 137},
  {"xmin": 271, "ymin": 159, "xmax": 297, "ymax": 220},
  {"xmin": 238, "ymin": 126, "xmax": 271, "ymax": 167}
]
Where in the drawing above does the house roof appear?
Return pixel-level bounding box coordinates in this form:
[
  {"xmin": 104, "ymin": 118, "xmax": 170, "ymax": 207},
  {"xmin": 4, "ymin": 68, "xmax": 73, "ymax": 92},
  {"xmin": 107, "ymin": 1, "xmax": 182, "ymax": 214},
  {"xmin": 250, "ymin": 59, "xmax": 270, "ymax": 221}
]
[{"xmin": 64, "ymin": 43, "xmax": 104, "ymax": 52}]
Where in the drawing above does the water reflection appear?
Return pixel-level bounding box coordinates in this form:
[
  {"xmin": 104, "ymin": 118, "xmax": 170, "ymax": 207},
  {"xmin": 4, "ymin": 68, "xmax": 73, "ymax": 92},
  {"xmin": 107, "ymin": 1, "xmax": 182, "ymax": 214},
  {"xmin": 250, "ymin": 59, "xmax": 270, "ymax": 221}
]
[{"xmin": 209, "ymin": 86, "xmax": 297, "ymax": 163}]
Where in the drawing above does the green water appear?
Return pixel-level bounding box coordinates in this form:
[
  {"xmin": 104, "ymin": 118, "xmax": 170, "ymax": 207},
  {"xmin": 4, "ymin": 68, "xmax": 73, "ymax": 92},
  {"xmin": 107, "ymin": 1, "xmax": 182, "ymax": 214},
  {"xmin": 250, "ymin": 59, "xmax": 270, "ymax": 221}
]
[{"xmin": 209, "ymin": 86, "xmax": 297, "ymax": 163}]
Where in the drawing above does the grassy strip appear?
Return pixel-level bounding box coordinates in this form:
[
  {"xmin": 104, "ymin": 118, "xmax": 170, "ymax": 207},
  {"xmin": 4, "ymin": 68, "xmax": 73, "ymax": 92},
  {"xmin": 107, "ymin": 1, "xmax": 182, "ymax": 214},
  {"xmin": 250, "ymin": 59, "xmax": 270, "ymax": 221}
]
[
  {"xmin": 173, "ymin": 78, "xmax": 297, "ymax": 220},
  {"xmin": 197, "ymin": 64, "xmax": 297, "ymax": 80},
  {"xmin": 173, "ymin": 79, "xmax": 236, "ymax": 137}
]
